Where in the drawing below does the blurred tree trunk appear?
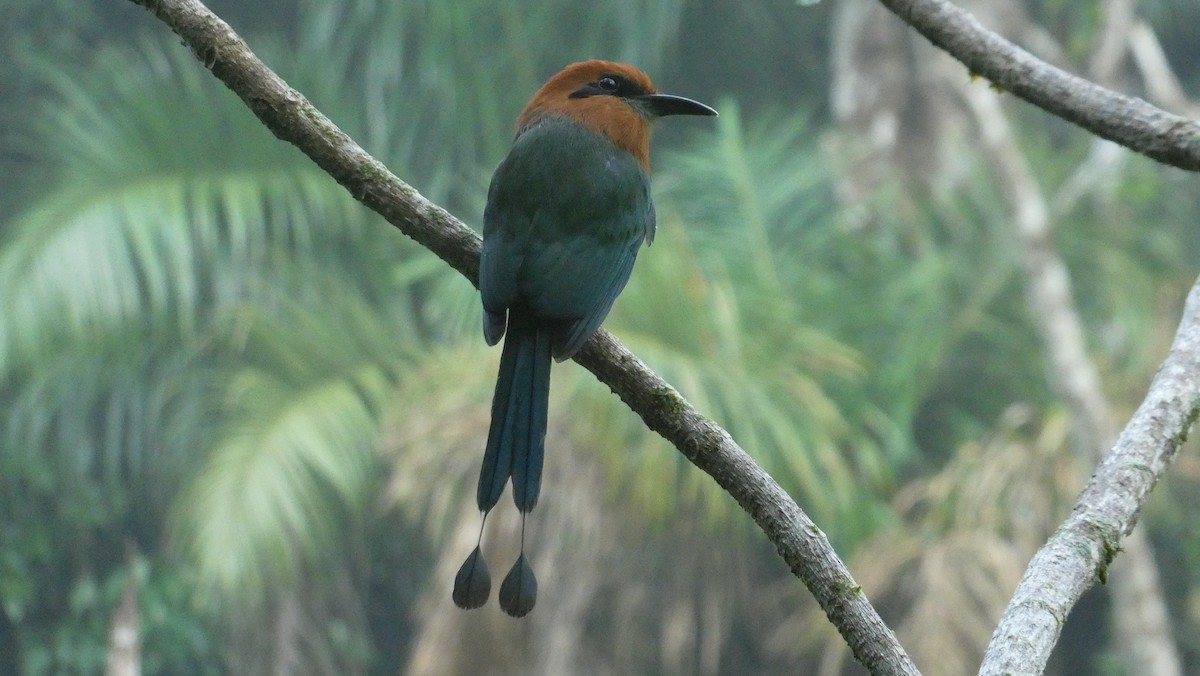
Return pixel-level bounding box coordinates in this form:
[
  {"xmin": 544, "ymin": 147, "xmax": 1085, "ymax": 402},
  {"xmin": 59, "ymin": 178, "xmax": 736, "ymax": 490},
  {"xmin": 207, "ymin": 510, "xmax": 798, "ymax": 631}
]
[
  {"xmin": 961, "ymin": 78, "xmax": 1182, "ymax": 676},
  {"xmin": 956, "ymin": 0, "xmax": 1185, "ymax": 671},
  {"xmin": 829, "ymin": 0, "xmax": 1182, "ymax": 673},
  {"xmin": 828, "ymin": 0, "xmax": 1062, "ymax": 212},
  {"xmin": 105, "ymin": 544, "xmax": 141, "ymax": 676}
]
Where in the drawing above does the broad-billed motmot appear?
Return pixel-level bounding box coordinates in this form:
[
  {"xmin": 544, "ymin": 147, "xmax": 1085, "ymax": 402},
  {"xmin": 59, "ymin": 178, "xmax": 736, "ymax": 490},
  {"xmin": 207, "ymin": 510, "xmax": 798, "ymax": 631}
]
[{"xmin": 453, "ymin": 60, "xmax": 716, "ymax": 617}]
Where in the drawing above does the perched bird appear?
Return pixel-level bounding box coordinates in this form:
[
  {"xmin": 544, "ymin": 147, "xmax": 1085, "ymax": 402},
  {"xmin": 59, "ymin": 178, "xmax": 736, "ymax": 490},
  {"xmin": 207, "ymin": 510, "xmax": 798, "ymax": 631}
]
[{"xmin": 453, "ymin": 60, "xmax": 716, "ymax": 617}]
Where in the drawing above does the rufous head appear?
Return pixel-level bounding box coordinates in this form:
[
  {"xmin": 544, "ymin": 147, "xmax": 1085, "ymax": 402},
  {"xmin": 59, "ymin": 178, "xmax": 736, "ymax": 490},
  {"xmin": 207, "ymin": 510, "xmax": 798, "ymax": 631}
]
[{"xmin": 516, "ymin": 60, "xmax": 717, "ymax": 171}]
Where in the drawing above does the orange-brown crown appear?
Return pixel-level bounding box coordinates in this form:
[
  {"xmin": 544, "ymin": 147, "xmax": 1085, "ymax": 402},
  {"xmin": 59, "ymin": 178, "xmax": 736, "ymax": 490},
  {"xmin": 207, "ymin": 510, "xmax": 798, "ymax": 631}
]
[{"xmin": 516, "ymin": 60, "xmax": 658, "ymax": 170}]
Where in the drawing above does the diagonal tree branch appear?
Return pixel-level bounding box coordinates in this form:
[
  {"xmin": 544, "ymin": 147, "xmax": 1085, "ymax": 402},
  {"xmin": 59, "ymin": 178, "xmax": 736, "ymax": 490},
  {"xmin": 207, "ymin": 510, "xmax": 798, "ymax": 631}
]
[
  {"xmin": 961, "ymin": 80, "xmax": 1185, "ymax": 676},
  {"xmin": 123, "ymin": 0, "xmax": 919, "ymax": 672},
  {"xmin": 873, "ymin": 0, "xmax": 1200, "ymax": 171},
  {"xmin": 978, "ymin": 275, "xmax": 1200, "ymax": 674},
  {"xmin": 870, "ymin": 1, "xmax": 1200, "ymax": 670}
]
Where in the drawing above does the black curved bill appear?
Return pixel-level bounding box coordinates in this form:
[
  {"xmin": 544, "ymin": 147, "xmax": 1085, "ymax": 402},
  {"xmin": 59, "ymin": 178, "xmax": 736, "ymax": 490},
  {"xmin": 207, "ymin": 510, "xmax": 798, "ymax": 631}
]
[{"xmin": 638, "ymin": 93, "xmax": 718, "ymax": 118}]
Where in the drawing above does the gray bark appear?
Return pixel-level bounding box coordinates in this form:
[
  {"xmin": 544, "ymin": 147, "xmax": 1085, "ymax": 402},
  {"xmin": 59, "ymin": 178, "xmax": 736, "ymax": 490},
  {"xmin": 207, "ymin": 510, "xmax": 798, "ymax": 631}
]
[
  {"xmin": 961, "ymin": 80, "xmax": 1183, "ymax": 676},
  {"xmin": 873, "ymin": 0, "xmax": 1200, "ymax": 171},
  {"xmin": 978, "ymin": 274, "xmax": 1200, "ymax": 672}
]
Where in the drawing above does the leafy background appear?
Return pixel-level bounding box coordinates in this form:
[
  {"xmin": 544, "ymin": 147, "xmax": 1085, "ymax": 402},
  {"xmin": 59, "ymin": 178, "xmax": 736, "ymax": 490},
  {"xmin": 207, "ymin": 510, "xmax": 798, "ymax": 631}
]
[{"xmin": 1, "ymin": 0, "xmax": 1198, "ymax": 673}]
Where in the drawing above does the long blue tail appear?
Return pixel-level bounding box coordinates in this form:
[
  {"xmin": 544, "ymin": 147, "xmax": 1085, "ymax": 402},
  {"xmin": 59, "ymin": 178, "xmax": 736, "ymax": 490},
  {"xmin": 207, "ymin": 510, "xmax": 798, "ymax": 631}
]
[{"xmin": 476, "ymin": 310, "xmax": 552, "ymax": 513}]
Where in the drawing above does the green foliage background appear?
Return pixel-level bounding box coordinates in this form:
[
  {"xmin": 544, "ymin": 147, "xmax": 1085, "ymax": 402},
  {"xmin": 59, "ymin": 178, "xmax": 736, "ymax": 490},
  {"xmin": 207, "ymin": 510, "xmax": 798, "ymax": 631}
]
[{"xmin": 1, "ymin": 0, "xmax": 1198, "ymax": 673}]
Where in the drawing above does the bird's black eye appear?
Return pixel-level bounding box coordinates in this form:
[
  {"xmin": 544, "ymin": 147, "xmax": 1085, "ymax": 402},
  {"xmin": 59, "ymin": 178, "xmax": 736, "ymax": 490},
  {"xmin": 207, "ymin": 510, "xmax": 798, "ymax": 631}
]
[{"xmin": 568, "ymin": 74, "xmax": 642, "ymax": 100}]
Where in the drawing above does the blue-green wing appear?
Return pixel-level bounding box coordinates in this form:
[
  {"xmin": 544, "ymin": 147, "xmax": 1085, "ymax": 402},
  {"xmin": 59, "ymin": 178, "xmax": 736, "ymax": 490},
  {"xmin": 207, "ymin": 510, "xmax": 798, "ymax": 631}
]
[
  {"xmin": 480, "ymin": 117, "xmax": 654, "ymax": 360},
  {"xmin": 520, "ymin": 209, "xmax": 648, "ymax": 359}
]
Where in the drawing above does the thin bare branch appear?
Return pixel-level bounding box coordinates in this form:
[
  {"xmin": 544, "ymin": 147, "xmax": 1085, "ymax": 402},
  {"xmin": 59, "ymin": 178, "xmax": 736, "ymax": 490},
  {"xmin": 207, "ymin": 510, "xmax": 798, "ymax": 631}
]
[
  {"xmin": 123, "ymin": 0, "xmax": 920, "ymax": 672},
  {"xmin": 873, "ymin": 0, "xmax": 1200, "ymax": 171}
]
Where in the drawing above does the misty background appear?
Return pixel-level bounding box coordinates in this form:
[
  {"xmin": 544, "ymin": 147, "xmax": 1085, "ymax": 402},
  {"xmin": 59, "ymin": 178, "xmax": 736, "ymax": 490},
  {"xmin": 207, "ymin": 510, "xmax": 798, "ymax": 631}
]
[{"xmin": 1, "ymin": 0, "xmax": 1199, "ymax": 673}]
